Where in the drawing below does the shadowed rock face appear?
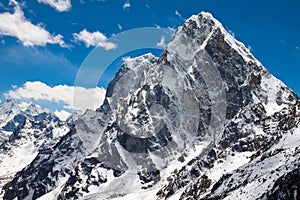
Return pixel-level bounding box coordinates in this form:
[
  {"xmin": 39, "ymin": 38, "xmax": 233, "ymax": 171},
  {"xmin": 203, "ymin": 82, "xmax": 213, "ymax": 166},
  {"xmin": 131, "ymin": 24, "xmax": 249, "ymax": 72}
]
[
  {"xmin": 263, "ymin": 167, "xmax": 300, "ymax": 200},
  {"xmin": 2, "ymin": 12, "xmax": 300, "ymax": 200}
]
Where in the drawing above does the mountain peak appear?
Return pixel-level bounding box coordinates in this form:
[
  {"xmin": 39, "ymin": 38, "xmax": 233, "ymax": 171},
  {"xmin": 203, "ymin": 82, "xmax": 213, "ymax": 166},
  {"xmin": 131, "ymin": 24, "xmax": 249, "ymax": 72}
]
[
  {"xmin": 189, "ymin": 11, "xmax": 218, "ymax": 27},
  {"xmin": 1, "ymin": 11, "xmax": 299, "ymax": 200},
  {"xmin": 122, "ymin": 53, "xmax": 157, "ymax": 70},
  {"xmin": 2, "ymin": 98, "xmax": 19, "ymax": 108},
  {"xmin": 0, "ymin": 99, "xmax": 21, "ymax": 120},
  {"xmin": 168, "ymin": 11, "xmax": 257, "ymax": 66},
  {"xmin": 0, "ymin": 99, "xmax": 61, "ymax": 132},
  {"xmin": 23, "ymin": 103, "xmax": 42, "ymax": 115}
]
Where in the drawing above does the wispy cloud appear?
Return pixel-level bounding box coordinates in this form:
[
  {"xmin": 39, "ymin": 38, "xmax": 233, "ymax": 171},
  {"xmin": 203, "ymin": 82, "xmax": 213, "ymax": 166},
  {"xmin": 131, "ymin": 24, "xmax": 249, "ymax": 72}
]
[
  {"xmin": 0, "ymin": 45, "xmax": 75, "ymax": 76},
  {"xmin": 73, "ymin": 29, "xmax": 117, "ymax": 50},
  {"xmin": 0, "ymin": 0, "xmax": 66, "ymax": 47},
  {"xmin": 157, "ymin": 36, "xmax": 166, "ymax": 48},
  {"xmin": 175, "ymin": 10, "xmax": 184, "ymax": 21},
  {"xmin": 37, "ymin": 0, "xmax": 71, "ymax": 12},
  {"xmin": 5, "ymin": 81, "xmax": 106, "ymax": 112},
  {"xmin": 0, "ymin": 1, "xmax": 10, "ymax": 11},
  {"xmin": 122, "ymin": 0, "xmax": 131, "ymax": 10},
  {"xmin": 280, "ymin": 39, "xmax": 286, "ymax": 45},
  {"xmin": 247, "ymin": 45, "xmax": 253, "ymax": 52},
  {"xmin": 117, "ymin": 24, "xmax": 123, "ymax": 31},
  {"xmin": 227, "ymin": 28, "xmax": 235, "ymax": 38}
]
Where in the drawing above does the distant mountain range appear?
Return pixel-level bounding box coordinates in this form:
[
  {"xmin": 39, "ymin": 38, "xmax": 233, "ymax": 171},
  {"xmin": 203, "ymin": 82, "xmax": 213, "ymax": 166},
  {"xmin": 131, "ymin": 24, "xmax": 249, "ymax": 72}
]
[{"xmin": 0, "ymin": 12, "xmax": 299, "ymax": 200}]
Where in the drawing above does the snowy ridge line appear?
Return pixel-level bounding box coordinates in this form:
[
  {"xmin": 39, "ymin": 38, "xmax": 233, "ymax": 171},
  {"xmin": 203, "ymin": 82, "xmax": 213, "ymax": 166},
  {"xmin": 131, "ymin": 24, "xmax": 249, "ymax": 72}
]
[
  {"xmin": 199, "ymin": 11, "xmax": 299, "ymax": 100},
  {"xmin": 197, "ymin": 12, "xmax": 259, "ymax": 65}
]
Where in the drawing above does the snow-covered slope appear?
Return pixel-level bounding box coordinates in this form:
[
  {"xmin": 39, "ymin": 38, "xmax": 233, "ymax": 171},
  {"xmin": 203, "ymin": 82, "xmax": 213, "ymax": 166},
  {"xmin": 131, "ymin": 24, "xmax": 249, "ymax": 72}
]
[
  {"xmin": 1, "ymin": 12, "xmax": 299, "ymax": 200},
  {"xmin": 0, "ymin": 100, "xmax": 69, "ymax": 198}
]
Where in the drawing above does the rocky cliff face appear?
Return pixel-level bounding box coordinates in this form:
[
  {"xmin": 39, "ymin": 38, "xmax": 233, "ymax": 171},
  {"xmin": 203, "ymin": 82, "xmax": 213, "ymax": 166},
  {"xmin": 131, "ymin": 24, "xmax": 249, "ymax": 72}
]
[{"xmin": 1, "ymin": 12, "xmax": 299, "ymax": 200}]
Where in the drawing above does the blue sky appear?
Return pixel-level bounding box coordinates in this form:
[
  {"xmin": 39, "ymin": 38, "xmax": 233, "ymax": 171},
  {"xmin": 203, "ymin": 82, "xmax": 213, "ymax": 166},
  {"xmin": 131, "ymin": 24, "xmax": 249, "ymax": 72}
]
[{"xmin": 0, "ymin": 0, "xmax": 299, "ymax": 118}]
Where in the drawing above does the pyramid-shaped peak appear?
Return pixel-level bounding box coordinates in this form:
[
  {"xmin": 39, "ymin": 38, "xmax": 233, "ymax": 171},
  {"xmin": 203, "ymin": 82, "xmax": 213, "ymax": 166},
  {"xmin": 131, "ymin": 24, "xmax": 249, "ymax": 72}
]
[
  {"xmin": 4, "ymin": 98, "xmax": 17, "ymax": 104},
  {"xmin": 0, "ymin": 98, "xmax": 20, "ymax": 111},
  {"xmin": 167, "ymin": 11, "xmax": 257, "ymax": 64}
]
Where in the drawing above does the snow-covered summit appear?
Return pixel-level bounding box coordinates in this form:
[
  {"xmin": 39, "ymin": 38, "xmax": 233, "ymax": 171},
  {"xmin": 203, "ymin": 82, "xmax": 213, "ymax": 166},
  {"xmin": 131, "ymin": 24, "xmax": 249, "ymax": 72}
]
[
  {"xmin": 22, "ymin": 103, "xmax": 43, "ymax": 116},
  {"xmin": 167, "ymin": 11, "xmax": 257, "ymax": 65},
  {"xmin": 0, "ymin": 99, "xmax": 60, "ymax": 132},
  {"xmin": 0, "ymin": 99, "xmax": 21, "ymax": 126}
]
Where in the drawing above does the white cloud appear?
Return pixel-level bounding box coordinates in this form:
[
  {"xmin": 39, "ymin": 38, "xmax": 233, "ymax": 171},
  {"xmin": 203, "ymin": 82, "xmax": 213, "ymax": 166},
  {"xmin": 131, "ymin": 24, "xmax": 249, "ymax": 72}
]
[
  {"xmin": 5, "ymin": 81, "xmax": 107, "ymax": 112},
  {"xmin": 37, "ymin": 0, "xmax": 71, "ymax": 12},
  {"xmin": 0, "ymin": 1, "xmax": 66, "ymax": 47},
  {"xmin": 122, "ymin": 56, "xmax": 131, "ymax": 62},
  {"xmin": 122, "ymin": 1, "xmax": 131, "ymax": 10},
  {"xmin": 73, "ymin": 29, "xmax": 117, "ymax": 50},
  {"xmin": 157, "ymin": 36, "xmax": 166, "ymax": 48}
]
